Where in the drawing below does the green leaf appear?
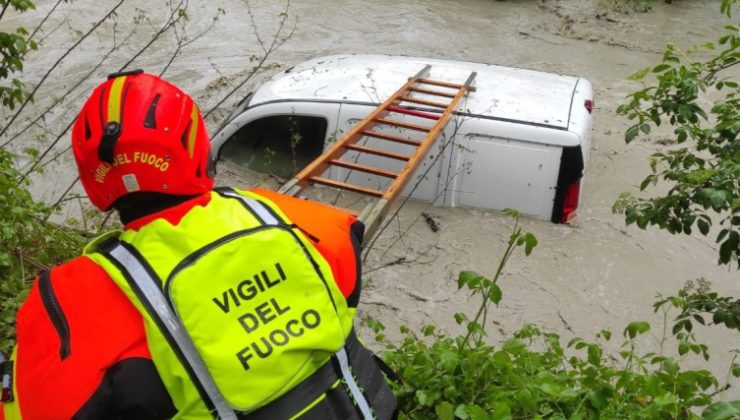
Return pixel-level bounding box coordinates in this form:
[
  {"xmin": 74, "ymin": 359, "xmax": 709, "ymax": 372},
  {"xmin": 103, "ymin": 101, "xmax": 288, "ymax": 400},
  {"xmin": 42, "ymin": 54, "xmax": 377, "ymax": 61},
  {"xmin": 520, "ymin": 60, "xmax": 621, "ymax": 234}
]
[
  {"xmin": 515, "ymin": 388, "xmax": 536, "ymax": 410},
  {"xmin": 490, "ymin": 402, "xmax": 511, "ymax": 420},
  {"xmin": 434, "ymin": 401, "xmax": 454, "ymax": 420},
  {"xmin": 702, "ymin": 401, "xmax": 740, "ymax": 420},
  {"xmin": 416, "ymin": 390, "xmax": 432, "ymax": 407},
  {"xmin": 654, "ymin": 392, "xmax": 678, "ymax": 407},
  {"xmin": 625, "ymin": 125, "xmax": 640, "ymax": 143},
  {"xmin": 678, "ymin": 340, "xmax": 689, "ymax": 356},
  {"xmin": 627, "ymin": 67, "xmax": 650, "ymax": 81},
  {"xmin": 697, "ymin": 219, "xmax": 710, "ymax": 235},
  {"xmin": 624, "ymin": 321, "xmax": 650, "ymax": 339},
  {"xmin": 502, "ymin": 208, "xmax": 520, "ymax": 218},
  {"xmin": 454, "ymin": 404, "xmax": 470, "ymax": 420},
  {"xmin": 538, "ymin": 382, "xmax": 562, "ymax": 397},
  {"xmin": 719, "ymin": 231, "xmax": 739, "ymax": 265},
  {"xmin": 707, "ymin": 189, "xmax": 728, "ymax": 209},
  {"xmin": 733, "ymin": 363, "xmax": 740, "ymax": 378},
  {"xmin": 587, "ymin": 344, "xmax": 602, "ymax": 366},
  {"xmin": 488, "ymin": 283, "xmax": 502, "ymax": 305},
  {"xmin": 652, "ymin": 64, "xmax": 671, "ymax": 73},
  {"xmin": 523, "ymin": 233, "xmax": 537, "ymax": 256},
  {"xmin": 467, "ymin": 405, "xmax": 489, "ymax": 420},
  {"xmin": 588, "ymin": 387, "xmax": 610, "ymax": 410},
  {"xmin": 458, "ymin": 271, "xmax": 482, "ymax": 290}
]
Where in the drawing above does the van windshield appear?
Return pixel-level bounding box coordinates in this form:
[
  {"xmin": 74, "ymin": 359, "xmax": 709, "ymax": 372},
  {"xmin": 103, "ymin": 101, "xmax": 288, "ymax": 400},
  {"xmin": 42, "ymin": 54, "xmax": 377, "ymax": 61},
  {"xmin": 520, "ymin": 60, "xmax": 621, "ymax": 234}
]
[{"xmin": 218, "ymin": 115, "xmax": 327, "ymax": 179}]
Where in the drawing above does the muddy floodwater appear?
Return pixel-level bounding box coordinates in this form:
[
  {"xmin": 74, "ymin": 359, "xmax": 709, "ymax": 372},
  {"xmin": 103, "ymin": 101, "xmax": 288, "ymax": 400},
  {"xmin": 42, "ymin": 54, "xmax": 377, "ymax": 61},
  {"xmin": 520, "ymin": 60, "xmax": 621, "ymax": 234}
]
[{"xmin": 4, "ymin": 0, "xmax": 739, "ymax": 398}]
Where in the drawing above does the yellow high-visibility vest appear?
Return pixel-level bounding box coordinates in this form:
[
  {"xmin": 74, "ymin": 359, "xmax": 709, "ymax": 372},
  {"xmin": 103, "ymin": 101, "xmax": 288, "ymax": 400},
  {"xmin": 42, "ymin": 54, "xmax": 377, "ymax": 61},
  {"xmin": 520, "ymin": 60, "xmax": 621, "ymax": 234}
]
[{"xmin": 85, "ymin": 188, "xmax": 361, "ymax": 418}]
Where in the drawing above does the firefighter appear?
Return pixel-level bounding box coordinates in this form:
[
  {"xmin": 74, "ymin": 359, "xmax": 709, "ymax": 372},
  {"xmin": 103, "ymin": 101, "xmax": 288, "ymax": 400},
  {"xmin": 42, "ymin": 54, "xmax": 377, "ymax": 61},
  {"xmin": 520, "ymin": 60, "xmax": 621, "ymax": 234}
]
[{"xmin": 0, "ymin": 70, "xmax": 397, "ymax": 419}]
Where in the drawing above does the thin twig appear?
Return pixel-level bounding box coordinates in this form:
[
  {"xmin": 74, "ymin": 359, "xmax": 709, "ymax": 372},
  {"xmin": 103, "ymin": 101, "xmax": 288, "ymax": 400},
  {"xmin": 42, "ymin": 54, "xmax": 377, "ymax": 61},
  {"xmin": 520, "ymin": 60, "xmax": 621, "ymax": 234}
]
[
  {"xmin": 204, "ymin": 0, "xmax": 297, "ymax": 119},
  {"xmin": 363, "ymin": 114, "xmax": 467, "ymax": 262},
  {"xmin": 45, "ymin": 176, "xmax": 79, "ymax": 221},
  {"xmin": 161, "ymin": 1, "xmax": 222, "ymax": 77},
  {"xmin": 0, "ymin": 2, "xmax": 10, "ymax": 24},
  {"xmin": 78, "ymin": 197, "xmax": 87, "ymax": 232},
  {"xmin": 7, "ymin": 23, "xmax": 132, "ymax": 148},
  {"xmin": 364, "ymin": 257, "xmax": 407, "ymax": 274},
  {"xmin": 9, "ymin": 248, "xmax": 48, "ymax": 271},
  {"xmin": 22, "ymin": 119, "xmax": 73, "ymax": 177},
  {"xmin": 97, "ymin": 210, "xmax": 116, "ymax": 235},
  {"xmin": 35, "ymin": 11, "xmax": 68, "ymax": 46},
  {"xmin": 0, "ymin": 0, "xmax": 126, "ymax": 146},
  {"xmin": 26, "ymin": 0, "xmax": 65, "ymax": 43},
  {"xmin": 120, "ymin": 0, "xmax": 186, "ymax": 70}
]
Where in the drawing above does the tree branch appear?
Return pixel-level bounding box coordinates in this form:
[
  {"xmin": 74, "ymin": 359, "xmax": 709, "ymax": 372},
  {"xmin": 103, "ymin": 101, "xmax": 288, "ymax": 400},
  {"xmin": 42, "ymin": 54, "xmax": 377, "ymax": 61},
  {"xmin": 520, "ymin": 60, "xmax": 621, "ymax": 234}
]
[{"xmin": 0, "ymin": 2, "xmax": 11, "ymax": 24}]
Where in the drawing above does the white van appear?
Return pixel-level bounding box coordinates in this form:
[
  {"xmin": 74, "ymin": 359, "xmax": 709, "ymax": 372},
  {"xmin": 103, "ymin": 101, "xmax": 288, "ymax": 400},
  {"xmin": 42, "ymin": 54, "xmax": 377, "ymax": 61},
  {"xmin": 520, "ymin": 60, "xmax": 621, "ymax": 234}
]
[{"xmin": 211, "ymin": 54, "xmax": 593, "ymax": 223}]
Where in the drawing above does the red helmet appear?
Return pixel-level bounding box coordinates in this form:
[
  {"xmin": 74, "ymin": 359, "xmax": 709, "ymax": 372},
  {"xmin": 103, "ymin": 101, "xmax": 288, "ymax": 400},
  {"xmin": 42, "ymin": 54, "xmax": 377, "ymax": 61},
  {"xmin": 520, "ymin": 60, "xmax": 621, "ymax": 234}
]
[{"xmin": 72, "ymin": 70, "xmax": 214, "ymax": 211}]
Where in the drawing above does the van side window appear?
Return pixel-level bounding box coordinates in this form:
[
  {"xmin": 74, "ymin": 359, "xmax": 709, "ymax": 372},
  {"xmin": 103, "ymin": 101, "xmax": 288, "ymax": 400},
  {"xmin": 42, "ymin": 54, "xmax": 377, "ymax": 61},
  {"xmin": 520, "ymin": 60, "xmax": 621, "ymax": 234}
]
[{"xmin": 218, "ymin": 115, "xmax": 327, "ymax": 178}]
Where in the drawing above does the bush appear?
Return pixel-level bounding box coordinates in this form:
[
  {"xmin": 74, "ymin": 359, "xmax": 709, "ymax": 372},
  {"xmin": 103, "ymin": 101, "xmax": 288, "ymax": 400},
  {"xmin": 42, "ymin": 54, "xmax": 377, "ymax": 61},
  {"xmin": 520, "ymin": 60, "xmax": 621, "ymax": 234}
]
[
  {"xmin": 615, "ymin": 0, "xmax": 739, "ymax": 268},
  {"xmin": 370, "ymin": 214, "xmax": 738, "ymax": 419},
  {"xmin": 0, "ymin": 149, "xmax": 85, "ymax": 353}
]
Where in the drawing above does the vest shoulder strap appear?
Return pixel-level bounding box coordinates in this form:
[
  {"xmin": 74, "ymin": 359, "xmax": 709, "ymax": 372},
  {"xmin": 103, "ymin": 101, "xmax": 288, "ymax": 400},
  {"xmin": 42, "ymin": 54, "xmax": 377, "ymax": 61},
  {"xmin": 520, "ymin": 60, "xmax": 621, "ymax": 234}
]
[
  {"xmin": 214, "ymin": 187, "xmax": 285, "ymax": 226},
  {"xmin": 82, "ymin": 230, "xmax": 123, "ymax": 256}
]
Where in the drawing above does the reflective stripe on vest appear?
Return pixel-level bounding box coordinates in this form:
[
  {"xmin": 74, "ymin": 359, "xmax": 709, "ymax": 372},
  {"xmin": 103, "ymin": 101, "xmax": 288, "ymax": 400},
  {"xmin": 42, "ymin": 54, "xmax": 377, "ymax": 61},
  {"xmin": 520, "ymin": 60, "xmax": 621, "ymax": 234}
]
[{"xmin": 97, "ymin": 189, "xmax": 374, "ymax": 419}]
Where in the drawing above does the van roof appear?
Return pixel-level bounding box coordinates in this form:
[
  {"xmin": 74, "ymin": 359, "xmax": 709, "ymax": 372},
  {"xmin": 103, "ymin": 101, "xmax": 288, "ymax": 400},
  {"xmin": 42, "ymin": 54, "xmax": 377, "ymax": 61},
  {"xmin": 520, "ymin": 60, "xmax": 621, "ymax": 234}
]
[{"xmin": 248, "ymin": 54, "xmax": 582, "ymax": 129}]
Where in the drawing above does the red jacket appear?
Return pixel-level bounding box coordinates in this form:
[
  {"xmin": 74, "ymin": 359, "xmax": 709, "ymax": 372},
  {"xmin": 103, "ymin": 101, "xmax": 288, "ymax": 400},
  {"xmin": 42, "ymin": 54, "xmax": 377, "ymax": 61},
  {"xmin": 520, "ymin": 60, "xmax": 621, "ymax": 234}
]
[{"xmin": 2, "ymin": 188, "xmax": 364, "ymax": 419}]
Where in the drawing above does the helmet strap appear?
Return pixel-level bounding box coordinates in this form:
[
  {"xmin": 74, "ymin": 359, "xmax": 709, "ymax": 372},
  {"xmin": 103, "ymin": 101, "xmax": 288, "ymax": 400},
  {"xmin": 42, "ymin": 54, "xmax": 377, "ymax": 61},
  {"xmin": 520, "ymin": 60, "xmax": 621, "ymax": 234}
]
[{"xmin": 98, "ymin": 121, "xmax": 122, "ymax": 164}]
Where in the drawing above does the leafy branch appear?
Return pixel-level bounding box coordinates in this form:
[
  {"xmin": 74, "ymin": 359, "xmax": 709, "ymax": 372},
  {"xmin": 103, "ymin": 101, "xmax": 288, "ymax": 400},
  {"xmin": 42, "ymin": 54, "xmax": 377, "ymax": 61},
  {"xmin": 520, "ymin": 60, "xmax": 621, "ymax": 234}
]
[{"xmin": 615, "ymin": 19, "xmax": 739, "ymax": 267}]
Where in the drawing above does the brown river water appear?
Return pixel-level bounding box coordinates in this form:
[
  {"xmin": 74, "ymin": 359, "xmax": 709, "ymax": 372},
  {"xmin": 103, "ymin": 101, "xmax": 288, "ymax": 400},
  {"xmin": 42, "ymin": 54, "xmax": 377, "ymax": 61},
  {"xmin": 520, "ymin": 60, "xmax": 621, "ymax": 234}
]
[{"xmin": 3, "ymin": 0, "xmax": 739, "ymax": 398}]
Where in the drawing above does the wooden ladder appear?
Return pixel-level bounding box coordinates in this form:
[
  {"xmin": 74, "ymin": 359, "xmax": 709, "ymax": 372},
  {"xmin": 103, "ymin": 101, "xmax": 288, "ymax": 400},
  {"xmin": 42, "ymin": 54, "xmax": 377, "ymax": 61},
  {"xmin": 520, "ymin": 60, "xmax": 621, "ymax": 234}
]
[{"xmin": 279, "ymin": 65, "xmax": 477, "ymax": 240}]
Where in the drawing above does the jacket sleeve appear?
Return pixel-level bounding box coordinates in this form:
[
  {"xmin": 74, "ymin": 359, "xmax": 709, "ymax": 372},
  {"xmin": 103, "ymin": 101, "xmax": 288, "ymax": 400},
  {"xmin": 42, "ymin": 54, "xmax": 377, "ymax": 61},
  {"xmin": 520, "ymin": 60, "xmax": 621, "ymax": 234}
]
[{"xmin": 8, "ymin": 257, "xmax": 176, "ymax": 419}]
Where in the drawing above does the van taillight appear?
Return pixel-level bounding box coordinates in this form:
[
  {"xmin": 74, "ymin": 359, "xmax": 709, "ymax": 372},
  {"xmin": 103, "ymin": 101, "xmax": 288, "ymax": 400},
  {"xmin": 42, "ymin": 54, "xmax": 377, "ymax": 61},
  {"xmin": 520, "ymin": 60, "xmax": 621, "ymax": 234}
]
[
  {"xmin": 584, "ymin": 99, "xmax": 593, "ymax": 114},
  {"xmin": 561, "ymin": 179, "xmax": 581, "ymax": 222}
]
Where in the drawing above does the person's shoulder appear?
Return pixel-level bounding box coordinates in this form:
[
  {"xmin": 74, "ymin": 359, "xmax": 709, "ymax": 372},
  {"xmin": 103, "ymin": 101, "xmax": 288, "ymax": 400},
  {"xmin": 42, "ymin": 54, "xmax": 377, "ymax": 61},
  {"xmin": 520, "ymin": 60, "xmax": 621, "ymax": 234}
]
[
  {"xmin": 50, "ymin": 255, "xmax": 111, "ymax": 280},
  {"xmin": 17, "ymin": 255, "xmax": 119, "ymax": 325},
  {"xmin": 247, "ymin": 187, "xmax": 357, "ymax": 220},
  {"xmin": 40, "ymin": 255, "xmax": 118, "ymax": 296}
]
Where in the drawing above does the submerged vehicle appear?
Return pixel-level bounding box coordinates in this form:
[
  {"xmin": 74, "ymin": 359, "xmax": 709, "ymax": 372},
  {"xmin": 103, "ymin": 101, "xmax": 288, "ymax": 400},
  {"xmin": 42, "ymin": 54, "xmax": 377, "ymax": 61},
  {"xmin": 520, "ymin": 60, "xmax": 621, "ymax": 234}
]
[{"xmin": 211, "ymin": 54, "xmax": 594, "ymax": 223}]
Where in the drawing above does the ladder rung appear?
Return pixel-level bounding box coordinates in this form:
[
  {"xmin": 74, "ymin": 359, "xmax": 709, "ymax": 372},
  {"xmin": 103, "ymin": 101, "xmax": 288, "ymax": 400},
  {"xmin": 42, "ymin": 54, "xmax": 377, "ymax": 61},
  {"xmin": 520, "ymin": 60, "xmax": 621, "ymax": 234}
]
[
  {"xmin": 346, "ymin": 144, "xmax": 411, "ymax": 161},
  {"xmin": 374, "ymin": 118, "xmax": 431, "ymax": 132},
  {"xmin": 361, "ymin": 130, "xmax": 422, "ymax": 146},
  {"xmin": 386, "ymin": 105, "xmax": 440, "ymax": 120},
  {"xmin": 417, "ymin": 78, "xmax": 463, "ymax": 89},
  {"xmin": 397, "ymin": 96, "xmax": 450, "ymax": 109},
  {"xmin": 308, "ymin": 176, "xmax": 384, "ymax": 197},
  {"xmin": 329, "ymin": 159, "xmax": 398, "ymax": 178},
  {"xmin": 408, "ymin": 87, "xmax": 456, "ymax": 98}
]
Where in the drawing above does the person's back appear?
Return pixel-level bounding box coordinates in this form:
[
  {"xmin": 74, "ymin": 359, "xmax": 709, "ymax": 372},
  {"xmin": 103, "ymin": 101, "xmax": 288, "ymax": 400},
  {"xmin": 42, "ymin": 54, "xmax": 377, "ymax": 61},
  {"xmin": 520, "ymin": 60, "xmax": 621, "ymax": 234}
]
[{"xmin": 1, "ymin": 71, "xmax": 396, "ymax": 419}]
